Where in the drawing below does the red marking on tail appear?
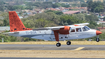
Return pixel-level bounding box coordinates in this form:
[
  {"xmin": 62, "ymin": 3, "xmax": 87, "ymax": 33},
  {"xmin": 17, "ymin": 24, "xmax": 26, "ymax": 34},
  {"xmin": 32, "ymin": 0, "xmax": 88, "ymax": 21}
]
[{"xmin": 9, "ymin": 11, "xmax": 32, "ymax": 32}]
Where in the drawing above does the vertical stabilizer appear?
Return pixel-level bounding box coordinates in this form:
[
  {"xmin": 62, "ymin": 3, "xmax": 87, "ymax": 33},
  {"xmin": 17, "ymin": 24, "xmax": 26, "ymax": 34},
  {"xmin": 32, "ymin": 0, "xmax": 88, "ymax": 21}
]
[{"xmin": 9, "ymin": 11, "xmax": 31, "ymax": 32}]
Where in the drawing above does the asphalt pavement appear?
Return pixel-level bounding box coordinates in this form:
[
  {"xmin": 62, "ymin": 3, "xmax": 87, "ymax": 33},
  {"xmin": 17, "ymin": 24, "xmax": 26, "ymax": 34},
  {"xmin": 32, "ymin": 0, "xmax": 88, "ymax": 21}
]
[{"xmin": 0, "ymin": 44, "xmax": 105, "ymax": 50}]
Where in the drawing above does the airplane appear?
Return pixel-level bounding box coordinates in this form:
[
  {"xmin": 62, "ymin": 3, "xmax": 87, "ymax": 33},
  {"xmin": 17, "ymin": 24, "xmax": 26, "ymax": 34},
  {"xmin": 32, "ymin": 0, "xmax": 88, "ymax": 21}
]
[{"xmin": 6, "ymin": 11, "xmax": 102, "ymax": 47}]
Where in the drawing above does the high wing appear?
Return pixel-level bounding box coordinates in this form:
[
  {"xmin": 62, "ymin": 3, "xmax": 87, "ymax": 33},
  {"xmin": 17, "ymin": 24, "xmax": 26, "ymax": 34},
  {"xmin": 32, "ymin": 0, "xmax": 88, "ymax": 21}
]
[
  {"xmin": 74, "ymin": 23, "xmax": 89, "ymax": 26},
  {"xmin": 32, "ymin": 23, "xmax": 89, "ymax": 30},
  {"xmin": 45, "ymin": 23, "xmax": 89, "ymax": 30}
]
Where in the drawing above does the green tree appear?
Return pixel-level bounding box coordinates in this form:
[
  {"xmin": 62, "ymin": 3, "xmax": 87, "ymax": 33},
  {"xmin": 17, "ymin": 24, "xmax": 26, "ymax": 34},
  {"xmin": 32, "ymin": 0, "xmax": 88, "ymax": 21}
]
[
  {"xmin": 32, "ymin": 2, "xmax": 41, "ymax": 7},
  {"xmin": 72, "ymin": 14, "xmax": 86, "ymax": 21},
  {"xmin": 81, "ymin": 3, "xmax": 87, "ymax": 7},
  {"xmin": 85, "ymin": 14, "xmax": 98, "ymax": 21},
  {"xmin": 61, "ymin": 3, "xmax": 70, "ymax": 8},
  {"xmin": 54, "ymin": 11, "xmax": 63, "ymax": 15},
  {"xmin": 7, "ymin": 5, "xmax": 15, "ymax": 10},
  {"xmin": 88, "ymin": 21, "xmax": 98, "ymax": 29},
  {"xmin": 0, "ymin": 34, "xmax": 19, "ymax": 42},
  {"xmin": 3, "ymin": 19, "xmax": 9, "ymax": 26},
  {"xmin": 60, "ymin": 15, "xmax": 83, "ymax": 25},
  {"xmin": 88, "ymin": 1, "xmax": 104, "ymax": 13},
  {"xmin": 35, "ymin": 19, "xmax": 49, "ymax": 28},
  {"xmin": 41, "ymin": 2, "xmax": 53, "ymax": 9},
  {"xmin": 13, "ymin": 5, "xmax": 25, "ymax": 10},
  {"xmin": 0, "ymin": 12, "xmax": 9, "ymax": 26},
  {"xmin": 94, "ymin": 5, "xmax": 104, "ymax": 13},
  {"xmin": 52, "ymin": 3, "xmax": 60, "ymax": 8}
]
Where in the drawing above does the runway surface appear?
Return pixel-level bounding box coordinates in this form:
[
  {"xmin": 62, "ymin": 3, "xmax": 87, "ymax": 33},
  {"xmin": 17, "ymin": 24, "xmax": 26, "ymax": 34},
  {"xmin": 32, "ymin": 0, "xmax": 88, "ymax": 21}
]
[
  {"xmin": 0, "ymin": 44, "xmax": 105, "ymax": 50},
  {"xmin": 0, "ymin": 58, "xmax": 105, "ymax": 59}
]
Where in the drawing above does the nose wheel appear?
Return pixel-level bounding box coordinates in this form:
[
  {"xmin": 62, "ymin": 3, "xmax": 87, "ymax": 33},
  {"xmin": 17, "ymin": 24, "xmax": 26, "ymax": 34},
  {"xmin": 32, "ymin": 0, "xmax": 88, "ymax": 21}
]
[
  {"xmin": 66, "ymin": 41, "xmax": 71, "ymax": 45},
  {"xmin": 96, "ymin": 35, "xmax": 100, "ymax": 42},
  {"xmin": 96, "ymin": 38, "xmax": 100, "ymax": 42},
  {"xmin": 56, "ymin": 43, "xmax": 61, "ymax": 47}
]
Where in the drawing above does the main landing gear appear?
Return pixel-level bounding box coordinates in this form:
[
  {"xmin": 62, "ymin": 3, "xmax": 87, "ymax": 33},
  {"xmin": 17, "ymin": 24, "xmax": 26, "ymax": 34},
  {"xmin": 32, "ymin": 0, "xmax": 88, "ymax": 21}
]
[
  {"xmin": 56, "ymin": 41, "xmax": 71, "ymax": 47},
  {"xmin": 66, "ymin": 41, "xmax": 71, "ymax": 45},
  {"xmin": 56, "ymin": 42, "xmax": 61, "ymax": 47}
]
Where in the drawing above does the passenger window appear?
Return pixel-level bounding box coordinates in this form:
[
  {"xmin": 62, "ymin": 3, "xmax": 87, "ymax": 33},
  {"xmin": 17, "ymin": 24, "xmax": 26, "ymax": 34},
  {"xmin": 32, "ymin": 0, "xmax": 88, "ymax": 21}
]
[
  {"xmin": 71, "ymin": 29, "xmax": 75, "ymax": 32},
  {"xmin": 76, "ymin": 28, "xmax": 82, "ymax": 32}
]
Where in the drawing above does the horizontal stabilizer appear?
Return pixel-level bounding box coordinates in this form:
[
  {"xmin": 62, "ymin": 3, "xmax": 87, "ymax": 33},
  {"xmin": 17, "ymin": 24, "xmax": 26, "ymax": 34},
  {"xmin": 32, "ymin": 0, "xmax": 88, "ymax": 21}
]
[
  {"xmin": 33, "ymin": 28, "xmax": 49, "ymax": 30},
  {"xmin": 3, "ymin": 32, "xmax": 19, "ymax": 34}
]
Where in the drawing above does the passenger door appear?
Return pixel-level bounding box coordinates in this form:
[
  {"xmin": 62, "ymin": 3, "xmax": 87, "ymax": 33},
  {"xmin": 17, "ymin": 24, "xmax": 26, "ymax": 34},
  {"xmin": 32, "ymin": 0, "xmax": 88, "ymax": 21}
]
[
  {"xmin": 75, "ymin": 28, "xmax": 82, "ymax": 39},
  {"xmin": 69, "ymin": 28, "xmax": 76, "ymax": 39}
]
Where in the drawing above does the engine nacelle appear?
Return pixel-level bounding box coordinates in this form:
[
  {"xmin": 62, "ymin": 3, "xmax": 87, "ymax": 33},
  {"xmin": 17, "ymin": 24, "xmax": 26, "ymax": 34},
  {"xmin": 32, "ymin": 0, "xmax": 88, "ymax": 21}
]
[
  {"xmin": 59, "ymin": 26, "xmax": 70, "ymax": 34},
  {"xmin": 64, "ymin": 26, "xmax": 70, "ymax": 30}
]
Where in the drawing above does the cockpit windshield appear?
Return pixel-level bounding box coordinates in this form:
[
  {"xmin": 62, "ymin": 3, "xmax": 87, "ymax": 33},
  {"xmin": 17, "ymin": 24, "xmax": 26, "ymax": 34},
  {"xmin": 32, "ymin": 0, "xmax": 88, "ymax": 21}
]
[{"xmin": 82, "ymin": 26, "xmax": 90, "ymax": 31}]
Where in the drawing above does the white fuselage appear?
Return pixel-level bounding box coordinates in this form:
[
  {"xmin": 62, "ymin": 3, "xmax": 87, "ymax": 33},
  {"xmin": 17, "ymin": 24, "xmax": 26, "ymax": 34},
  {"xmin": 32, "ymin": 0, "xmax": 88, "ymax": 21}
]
[{"xmin": 9, "ymin": 26, "xmax": 97, "ymax": 41}]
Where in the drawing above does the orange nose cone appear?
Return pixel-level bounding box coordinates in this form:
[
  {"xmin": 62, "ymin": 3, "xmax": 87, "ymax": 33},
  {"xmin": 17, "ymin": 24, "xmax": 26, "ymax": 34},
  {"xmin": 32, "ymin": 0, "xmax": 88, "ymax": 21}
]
[{"xmin": 96, "ymin": 30, "xmax": 102, "ymax": 35}]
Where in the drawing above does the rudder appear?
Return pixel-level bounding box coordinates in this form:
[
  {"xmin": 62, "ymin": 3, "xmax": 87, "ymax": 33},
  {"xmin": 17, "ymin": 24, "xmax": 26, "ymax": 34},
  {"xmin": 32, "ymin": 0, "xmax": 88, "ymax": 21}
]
[{"xmin": 9, "ymin": 11, "xmax": 31, "ymax": 32}]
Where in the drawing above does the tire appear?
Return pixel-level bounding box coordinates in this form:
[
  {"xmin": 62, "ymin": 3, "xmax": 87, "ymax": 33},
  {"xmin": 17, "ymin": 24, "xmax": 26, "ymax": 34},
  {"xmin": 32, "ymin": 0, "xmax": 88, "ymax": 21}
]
[
  {"xmin": 56, "ymin": 43, "xmax": 61, "ymax": 47},
  {"xmin": 96, "ymin": 38, "xmax": 100, "ymax": 42},
  {"xmin": 66, "ymin": 41, "xmax": 71, "ymax": 45}
]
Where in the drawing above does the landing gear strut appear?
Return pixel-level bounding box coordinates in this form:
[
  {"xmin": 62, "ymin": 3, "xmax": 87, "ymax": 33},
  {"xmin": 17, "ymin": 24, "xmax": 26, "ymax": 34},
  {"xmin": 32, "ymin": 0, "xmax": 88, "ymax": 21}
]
[
  {"xmin": 66, "ymin": 41, "xmax": 71, "ymax": 45},
  {"xmin": 96, "ymin": 35, "xmax": 100, "ymax": 42},
  {"xmin": 56, "ymin": 42, "xmax": 61, "ymax": 47}
]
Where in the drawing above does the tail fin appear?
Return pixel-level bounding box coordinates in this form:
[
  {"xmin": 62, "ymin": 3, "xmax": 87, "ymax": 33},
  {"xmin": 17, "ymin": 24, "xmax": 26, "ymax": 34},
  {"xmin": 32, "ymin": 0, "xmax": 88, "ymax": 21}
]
[{"xmin": 9, "ymin": 11, "xmax": 31, "ymax": 32}]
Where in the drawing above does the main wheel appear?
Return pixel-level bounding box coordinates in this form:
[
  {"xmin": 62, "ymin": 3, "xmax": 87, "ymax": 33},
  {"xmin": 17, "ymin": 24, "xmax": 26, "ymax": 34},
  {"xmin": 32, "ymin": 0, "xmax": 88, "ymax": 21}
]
[
  {"xmin": 96, "ymin": 38, "xmax": 100, "ymax": 42},
  {"xmin": 66, "ymin": 41, "xmax": 71, "ymax": 45},
  {"xmin": 56, "ymin": 43, "xmax": 61, "ymax": 47}
]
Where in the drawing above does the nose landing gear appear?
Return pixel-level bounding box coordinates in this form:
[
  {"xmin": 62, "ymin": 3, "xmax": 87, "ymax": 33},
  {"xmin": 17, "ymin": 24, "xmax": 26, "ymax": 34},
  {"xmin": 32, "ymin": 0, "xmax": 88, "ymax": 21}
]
[
  {"xmin": 96, "ymin": 38, "xmax": 100, "ymax": 42},
  {"xmin": 96, "ymin": 35, "xmax": 100, "ymax": 42}
]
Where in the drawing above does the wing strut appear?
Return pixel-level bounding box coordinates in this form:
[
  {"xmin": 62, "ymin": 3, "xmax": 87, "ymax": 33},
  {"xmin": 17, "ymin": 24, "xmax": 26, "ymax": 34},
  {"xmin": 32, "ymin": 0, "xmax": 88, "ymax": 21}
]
[{"xmin": 54, "ymin": 30, "xmax": 59, "ymax": 41}]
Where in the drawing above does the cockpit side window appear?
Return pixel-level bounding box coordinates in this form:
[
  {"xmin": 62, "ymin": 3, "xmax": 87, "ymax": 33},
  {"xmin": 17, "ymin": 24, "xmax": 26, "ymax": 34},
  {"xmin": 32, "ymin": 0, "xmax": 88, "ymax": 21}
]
[
  {"xmin": 82, "ymin": 26, "xmax": 90, "ymax": 31},
  {"xmin": 76, "ymin": 28, "xmax": 82, "ymax": 32}
]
